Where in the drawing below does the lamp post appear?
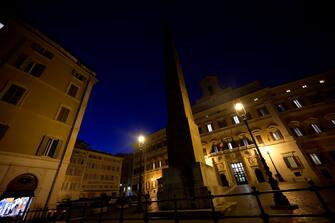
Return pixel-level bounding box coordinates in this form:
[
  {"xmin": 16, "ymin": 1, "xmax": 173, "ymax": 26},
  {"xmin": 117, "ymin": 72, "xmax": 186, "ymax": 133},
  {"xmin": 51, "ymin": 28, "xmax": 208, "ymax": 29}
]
[
  {"xmin": 267, "ymin": 151, "xmax": 285, "ymax": 182},
  {"xmin": 234, "ymin": 102, "xmax": 296, "ymax": 208},
  {"xmin": 137, "ymin": 135, "xmax": 145, "ymax": 211}
]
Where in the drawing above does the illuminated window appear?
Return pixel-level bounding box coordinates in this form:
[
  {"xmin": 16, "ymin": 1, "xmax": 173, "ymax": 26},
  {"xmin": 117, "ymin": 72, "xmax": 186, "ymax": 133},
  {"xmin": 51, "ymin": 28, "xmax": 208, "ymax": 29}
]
[
  {"xmin": 242, "ymin": 137, "xmax": 249, "ymax": 146},
  {"xmin": 0, "ymin": 22, "xmax": 4, "ymax": 29},
  {"xmin": 283, "ymin": 155, "xmax": 301, "ymax": 169},
  {"xmin": 310, "ymin": 153, "xmax": 322, "ymax": 165},
  {"xmin": 293, "ymin": 127, "xmax": 304, "ymax": 137},
  {"xmin": 232, "ymin": 115, "xmax": 240, "ymax": 124},
  {"xmin": 286, "ymin": 89, "xmax": 291, "ymax": 93},
  {"xmin": 311, "ymin": 124, "xmax": 322, "ymax": 134},
  {"xmin": 302, "ymin": 85, "xmax": 307, "ymax": 88},
  {"xmin": 1, "ymin": 84, "xmax": 26, "ymax": 105},
  {"xmin": 319, "ymin": 80, "xmax": 325, "ymax": 84},
  {"xmin": 37, "ymin": 136, "xmax": 61, "ymax": 158},
  {"xmin": 254, "ymin": 97, "xmax": 259, "ymax": 101},
  {"xmin": 271, "ymin": 130, "xmax": 283, "ymax": 141},
  {"xmin": 227, "ymin": 142, "xmax": 233, "ymax": 150},
  {"xmin": 57, "ymin": 106, "xmax": 70, "ymax": 123},
  {"xmin": 292, "ymin": 99, "xmax": 303, "ymax": 108},
  {"xmin": 207, "ymin": 123, "xmax": 214, "ymax": 132},
  {"xmin": 332, "ymin": 120, "xmax": 335, "ymax": 126}
]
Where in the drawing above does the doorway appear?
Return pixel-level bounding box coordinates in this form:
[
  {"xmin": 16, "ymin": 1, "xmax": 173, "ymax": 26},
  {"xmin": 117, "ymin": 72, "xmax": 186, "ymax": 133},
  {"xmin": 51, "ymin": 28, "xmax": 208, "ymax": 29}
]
[{"xmin": 231, "ymin": 162, "xmax": 248, "ymax": 184}]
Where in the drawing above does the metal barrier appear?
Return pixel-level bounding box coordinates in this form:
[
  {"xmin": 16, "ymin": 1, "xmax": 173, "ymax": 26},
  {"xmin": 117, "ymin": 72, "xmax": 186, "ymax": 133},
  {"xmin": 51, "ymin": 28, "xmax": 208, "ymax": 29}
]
[{"xmin": 6, "ymin": 181, "xmax": 335, "ymax": 223}]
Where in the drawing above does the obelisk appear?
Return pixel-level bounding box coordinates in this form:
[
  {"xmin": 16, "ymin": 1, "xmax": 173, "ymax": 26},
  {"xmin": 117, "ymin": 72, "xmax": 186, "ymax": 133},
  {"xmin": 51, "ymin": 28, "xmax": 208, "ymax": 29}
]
[{"xmin": 157, "ymin": 24, "xmax": 224, "ymax": 209}]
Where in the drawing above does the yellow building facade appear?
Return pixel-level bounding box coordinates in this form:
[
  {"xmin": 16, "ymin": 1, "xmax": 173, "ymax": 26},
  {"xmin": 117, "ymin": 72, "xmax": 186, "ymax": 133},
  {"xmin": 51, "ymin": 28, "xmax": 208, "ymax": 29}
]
[
  {"xmin": 132, "ymin": 71, "xmax": 335, "ymax": 199},
  {"xmin": 0, "ymin": 18, "xmax": 96, "ymax": 212},
  {"xmin": 59, "ymin": 145, "xmax": 122, "ymax": 201}
]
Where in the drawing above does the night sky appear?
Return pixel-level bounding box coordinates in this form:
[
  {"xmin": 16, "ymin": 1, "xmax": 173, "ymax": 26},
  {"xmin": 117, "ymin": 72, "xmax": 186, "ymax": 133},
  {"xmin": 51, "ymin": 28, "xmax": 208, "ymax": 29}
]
[{"xmin": 3, "ymin": 1, "xmax": 335, "ymax": 154}]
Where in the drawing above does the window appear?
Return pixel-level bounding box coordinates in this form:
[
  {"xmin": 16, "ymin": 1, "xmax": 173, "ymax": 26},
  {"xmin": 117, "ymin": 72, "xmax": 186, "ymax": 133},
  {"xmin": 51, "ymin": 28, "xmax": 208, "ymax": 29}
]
[
  {"xmin": 232, "ymin": 115, "xmax": 240, "ymax": 124},
  {"xmin": 256, "ymin": 135, "xmax": 264, "ymax": 144},
  {"xmin": 0, "ymin": 22, "xmax": 4, "ymax": 29},
  {"xmin": 207, "ymin": 123, "xmax": 213, "ymax": 132},
  {"xmin": 227, "ymin": 142, "xmax": 233, "ymax": 150},
  {"xmin": 72, "ymin": 70, "xmax": 87, "ymax": 82},
  {"xmin": 311, "ymin": 124, "xmax": 322, "ymax": 134},
  {"xmin": 15, "ymin": 54, "xmax": 46, "ymax": 77},
  {"xmin": 57, "ymin": 107, "xmax": 70, "ymax": 123},
  {"xmin": 292, "ymin": 99, "xmax": 303, "ymax": 108},
  {"xmin": 37, "ymin": 136, "xmax": 61, "ymax": 158},
  {"xmin": 283, "ymin": 155, "xmax": 302, "ymax": 169},
  {"xmin": 31, "ymin": 43, "xmax": 54, "ymax": 59},
  {"xmin": 270, "ymin": 130, "xmax": 283, "ymax": 141},
  {"xmin": 68, "ymin": 84, "xmax": 79, "ymax": 98},
  {"xmin": 276, "ymin": 103, "xmax": 287, "ymax": 112},
  {"xmin": 292, "ymin": 127, "xmax": 304, "ymax": 137},
  {"xmin": 217, "ymin": 119, "xmax": 227, "ymax": 128},
  {"xmin": 331, "ymin": 120, "xmax": 335, "ymax": 127},
  {"xmin": 310, "ymin": 153, "xmax": 323, "ymax": 165},
  {"xmin": 1, "ymin": 84, "xmax": 26, "ymax": 105},
  {"xmin": 0, "ymin": 124, "xmax": 9, "ymax": 140},
  {"xmin": 241, "ymin": 137, "xmax": 249, "ymax": 146},
  {"xmin": 257, "ymin": 107, "xmax": 269, "ymax": 117}
]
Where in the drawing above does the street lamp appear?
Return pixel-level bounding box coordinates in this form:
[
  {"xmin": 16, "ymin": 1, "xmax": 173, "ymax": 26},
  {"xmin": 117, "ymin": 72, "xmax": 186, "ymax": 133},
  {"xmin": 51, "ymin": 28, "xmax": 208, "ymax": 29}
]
[
  {"xmin": 234, "ymin": 102, "xmax": 295, "ymax": 208},
  {"xmin": 137, "ymin": 135, "xmax": 145, "ymax": 211}
]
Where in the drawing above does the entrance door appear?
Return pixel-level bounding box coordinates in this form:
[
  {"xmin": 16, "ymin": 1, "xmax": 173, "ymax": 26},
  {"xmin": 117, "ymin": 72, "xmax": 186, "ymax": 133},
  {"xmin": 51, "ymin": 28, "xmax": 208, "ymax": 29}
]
[{"xmin": 231, "ymin": 162, "xmax": 248, "ymax": 185}]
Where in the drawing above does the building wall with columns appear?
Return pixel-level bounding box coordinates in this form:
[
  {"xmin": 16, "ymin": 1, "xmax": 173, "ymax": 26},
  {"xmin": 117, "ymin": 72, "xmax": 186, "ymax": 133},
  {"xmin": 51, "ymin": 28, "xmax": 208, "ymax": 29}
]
[
  {"xmin": 0, "ymin": 18, "xmax": 96, "ymax": 209},
  {"xmin": 131, "ymin": 71, "xmax": 335, "ymax": 199}
]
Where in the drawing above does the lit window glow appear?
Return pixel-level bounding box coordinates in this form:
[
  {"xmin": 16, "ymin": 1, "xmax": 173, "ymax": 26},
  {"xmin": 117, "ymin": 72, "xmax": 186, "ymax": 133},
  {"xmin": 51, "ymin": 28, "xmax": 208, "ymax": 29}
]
[
  {"xmin": 293, "ymin": 127, "xmax": 303, "ymax": 137},
  {"xmin": 0, "ymin": 22, "xmax": 4, "ymax": 30},
  {"xmin": 254, "ymin": 97, "xmax": 259, "ymax": 101},
  {"xmin": 310, "ymin": 153, "xmax": 322, "ymax": 165},
  {"xmin": 286, "ymin": 89, "xmax": 291, "ymax": 93},
  {"xmin": 227, "ymin": 142, "xmax": 233, "ymax": 150},
  {"xmin": 302, "ymin": 85, "xmax": 307, "ymax": 88},
  {"xmin": 232, "ymin": 115, "xmax": 240, "ymax": 124},
  {"xmin": 319, "ymin": 80, "xmax": 325, "ymax": 84},
  {"xmin": 207, "ymin": 123, "xmax": 213, "ymax": 132},
  {"xmin": 293, "ymin": 99, "xmax": 303, "ymax": 108},
  {"xmin": 311, "ymin": 124, "xmax": 322, "ymax": 134}
]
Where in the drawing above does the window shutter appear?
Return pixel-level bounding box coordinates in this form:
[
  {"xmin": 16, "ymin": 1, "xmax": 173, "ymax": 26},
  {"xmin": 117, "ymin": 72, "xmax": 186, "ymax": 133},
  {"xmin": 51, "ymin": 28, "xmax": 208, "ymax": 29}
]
[
  {"xmin": 37, "ymin": 136, "xmax": 49, "ymax": 156},
  {"xmin": 53, "ymin": 140, "xmax": 62, "ymax": 158},
  {"xmin": 293, "ymin": 156, "xmax": 303, "ymax": 168}
]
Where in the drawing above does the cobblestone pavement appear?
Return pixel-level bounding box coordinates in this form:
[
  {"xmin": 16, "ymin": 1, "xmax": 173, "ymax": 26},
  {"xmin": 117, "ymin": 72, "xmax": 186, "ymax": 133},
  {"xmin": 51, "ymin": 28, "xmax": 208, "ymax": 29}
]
[
  {"xmin": 67, "ymin": 182, "xmax": 334, "ymax": 223},
  {"xmin": 222, "ymin": 182, "xmax": 334, "ymax": 223}
]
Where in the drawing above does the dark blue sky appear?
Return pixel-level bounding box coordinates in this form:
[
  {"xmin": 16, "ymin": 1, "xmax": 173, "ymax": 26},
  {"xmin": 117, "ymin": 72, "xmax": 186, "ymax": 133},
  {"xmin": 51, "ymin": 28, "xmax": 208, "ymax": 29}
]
[{"xmin": 4, "ymin": 1, "xmax": 335, "ymax": 154}]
